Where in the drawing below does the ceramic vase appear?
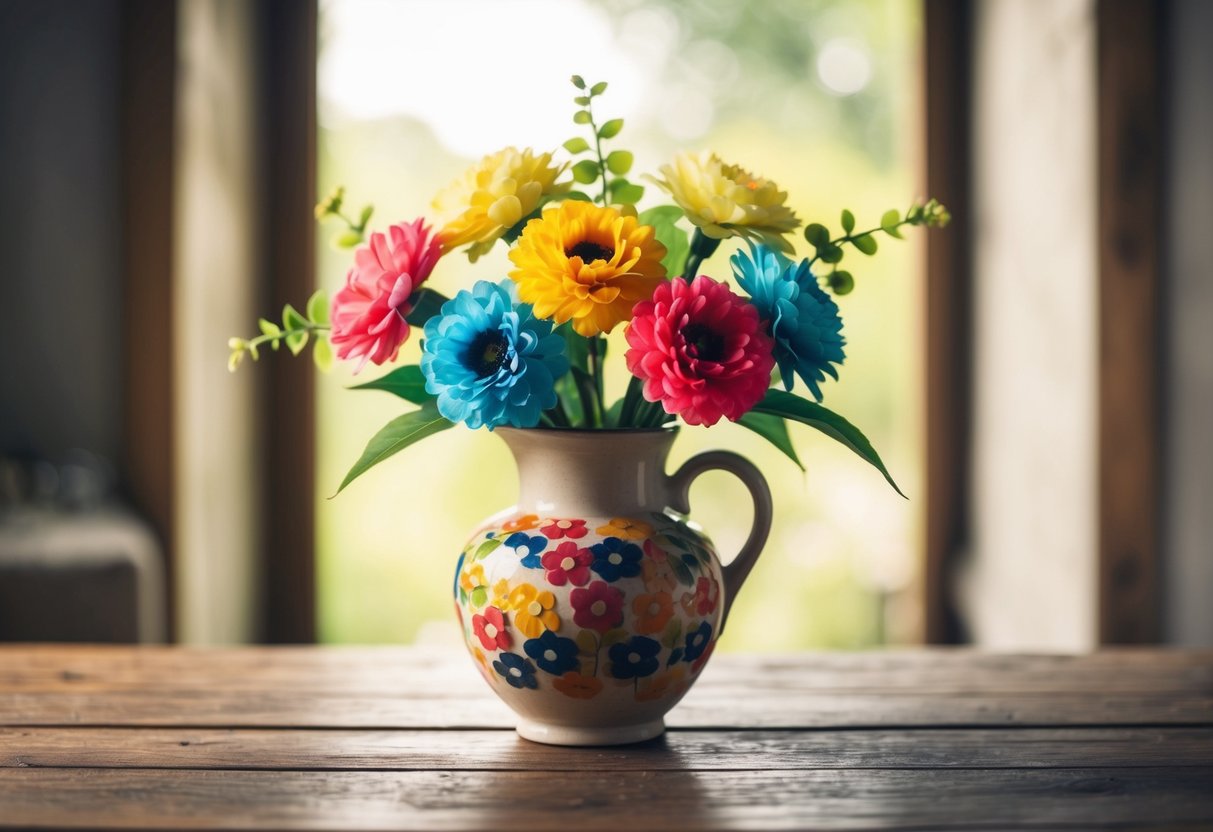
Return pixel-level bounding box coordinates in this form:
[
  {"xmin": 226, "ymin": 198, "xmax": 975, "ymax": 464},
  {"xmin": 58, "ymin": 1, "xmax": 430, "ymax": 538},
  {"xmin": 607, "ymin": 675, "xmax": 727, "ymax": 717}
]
[{"xmin": 452, "ymin": 427, "xmax": 772, "ymax": 746}]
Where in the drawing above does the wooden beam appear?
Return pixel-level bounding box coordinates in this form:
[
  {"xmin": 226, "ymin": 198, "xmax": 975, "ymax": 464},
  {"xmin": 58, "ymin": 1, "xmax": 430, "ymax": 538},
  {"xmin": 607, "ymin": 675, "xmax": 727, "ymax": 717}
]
[
  {"xmin": 923, "ymin": 0, "xmax": 972, "ymax": 644},
  {"xmin": 256, "ymin": 0, "xmax": 318, "ymax": 643},
  {"xmin": 120, "ymin": 0, "xmax": 178, "ymax": 642},
  {"xmin": 1096, "ymin": 0, "xmax": 1164, "ymax": 644}
]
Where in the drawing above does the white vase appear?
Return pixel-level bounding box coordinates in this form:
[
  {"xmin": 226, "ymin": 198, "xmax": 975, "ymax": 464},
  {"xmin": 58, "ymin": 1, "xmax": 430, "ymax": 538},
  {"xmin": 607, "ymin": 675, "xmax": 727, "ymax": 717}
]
[{"xmin": 452, "ymin": 427, "xmax": 772, "ymax": 746}]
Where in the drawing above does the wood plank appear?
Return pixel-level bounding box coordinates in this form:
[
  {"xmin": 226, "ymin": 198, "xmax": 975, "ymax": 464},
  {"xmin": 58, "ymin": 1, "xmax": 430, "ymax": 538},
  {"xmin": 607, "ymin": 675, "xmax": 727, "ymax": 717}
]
[
  {"xmin": 2, "ymin": 727, "xmax": 1210, "ymax": 772},
  {"xmin": 1097, "ymin": 0, "xmax": 1164, "ymax": 644},
  {"xmin": 0, "ymin": 767, "xmax": 1210, "ymax": 830},
  {"xmin": 1, "ymin": 688, "xmax": 1208, "ymax": 730},
  {"xmin": 3, "ymin": 647, "xmax": 1209, "ymax": 695}
]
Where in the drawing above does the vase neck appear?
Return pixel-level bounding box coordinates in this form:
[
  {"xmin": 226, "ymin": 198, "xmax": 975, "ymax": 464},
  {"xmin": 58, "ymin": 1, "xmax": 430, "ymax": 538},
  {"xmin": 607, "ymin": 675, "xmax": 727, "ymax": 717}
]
[{"xmin": 497, "ymin": 428, "xmax": 677, "ymax": 517}]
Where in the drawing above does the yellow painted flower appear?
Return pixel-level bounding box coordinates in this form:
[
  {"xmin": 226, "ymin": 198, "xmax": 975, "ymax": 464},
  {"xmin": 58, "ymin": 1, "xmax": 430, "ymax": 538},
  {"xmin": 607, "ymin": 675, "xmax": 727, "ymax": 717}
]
[
  {"xmin": 490, "ymin": 579, "xmax": 512, "ymax": 610},
  {"xmin": 595, "ymin": 517, "xmax": 654, "ymax": 540},
  {"xmin": 652, "ymin": 150, "xmax": 800, "ymax": 253},
  {"xmin": 459, "ymin": 563, "xmax": 486, "ymax": 594},
  {"xmin": 434, "ymin": 147, "xmax": 570, "ymax": 262},
  {"xmin": 507, "ymin": 583, "xmax": 560, "ymax": 638},
  {"xmin": 508, "ymin": 201, "xmax": 668, "ymax": 336}
]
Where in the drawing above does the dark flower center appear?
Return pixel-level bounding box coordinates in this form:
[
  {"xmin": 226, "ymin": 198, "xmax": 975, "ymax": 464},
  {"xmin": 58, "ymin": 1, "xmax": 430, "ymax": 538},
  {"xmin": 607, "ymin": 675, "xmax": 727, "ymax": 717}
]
[
  {"xmin": 468, "ymin": 330, "xmax": 511, "ymax": 377},
  {"xmin": 565, "ymin": 241, "xmax": 614, "ymax": 263},
  {"xmin": 682, "ymin": 323, "xmax": 725, "ymax": 362}
]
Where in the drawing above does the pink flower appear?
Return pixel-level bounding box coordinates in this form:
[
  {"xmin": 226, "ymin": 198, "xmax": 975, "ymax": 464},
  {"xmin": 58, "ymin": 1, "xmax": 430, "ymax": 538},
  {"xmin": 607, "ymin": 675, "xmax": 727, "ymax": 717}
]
[
  {"xmin": 570, "ymin": 581, "xmax": 624, "ymax": 633},
  {"xmin": 541, "ymin": 541, "xmax": 593, "ymax": 587},
  {"xmin": 472, "ymin": 605, "xmax": 511, "ymax": 651},
  {"xmin": 329, "ymin": 218, "xmax": 441, "ymax": 370},
  {"xmin": 540, "ymin": 518, "xmax": 588, "ymax": 540},
  {"xmin": 625, "ymin": 275, "xmax": 775, "ymax": 426}
]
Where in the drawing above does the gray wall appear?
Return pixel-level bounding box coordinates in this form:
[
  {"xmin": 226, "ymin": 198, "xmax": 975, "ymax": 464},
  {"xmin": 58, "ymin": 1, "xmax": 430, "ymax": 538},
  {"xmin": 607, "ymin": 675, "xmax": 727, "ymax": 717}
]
[{"xmin": 0, "ymin": 0, "xmax": 124, "ymax": 467}]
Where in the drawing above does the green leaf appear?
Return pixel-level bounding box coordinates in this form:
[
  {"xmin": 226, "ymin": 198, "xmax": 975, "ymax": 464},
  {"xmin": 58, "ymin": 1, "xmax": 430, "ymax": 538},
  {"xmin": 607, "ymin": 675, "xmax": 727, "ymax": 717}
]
[
  {"xmin": 597, "ymin": 118, "xmax": 623, "ymax": 139},
  {"xmin": 574, "ymin": 95, "xmax": 591, "ymax": 106},
  {"xmin": 311, "ymin": 336, "xmax": 333, "ymax": 372},
  {"xmin": 573, "ymin": 110, "xmax": 591, "ymax": 125},
  {"xmin": 818, "ymin": 244, "xmax": 844, "ymax": 264},
  {"xmin": 358, "ymin": 204, "xmax": 374, "ymax": 228},
  {"xmin": 602, "ymin": 628, "xmax": 628, "ymax": 647},
  {"xmin": 661, "ymin": 617, "xmax": 682, "ymax": 649},
  {"xmin": 841, "ymin": 209, "xmax": 855, "ymax": 234},
  {"xmin": 611, "ymin": 181, "xmax": 644, "ymax": 204},
  {"xmin": 473, "ymin": 538, "xmax": 502, "ymax": 561},
  {"xmin": 604, "ymin": 396, "xmax": 624, "ymax": 428},
  {"xmin": 562, "ymin": 137, "xmax": 590, "ymax": 154},
  {"xmin": 638, "ymin": 206, "xmax": 689, "ymax": 276},
  {"xmin": 575, "ymin": 630, "xmax": 598, "ymax": 655},
  {"xmin": 571, "ymin": 75, "xmax": 586, "ymax": 89},
  {"xmin": 590, "ymin": 81, "xmax": 608, "ymax": 95},
  {"xmin": 403, "ymin": 288, "xmax": 450, "ymax": 327},
  {"xmin": 564, "ymin": 190, "xmax": 594, "ymax": 202},
  {"xmin": 829, "ymin": 270, "xmax": 855, "ymax": 295},
  {"xmin": 668, "ymin": 553, "xmax": 695, "ymax": 587},
  {"xmin": 470, "ymin": 586, "xmax": 487, "ymax": 607},
  {"xmin": 285, "ymin": 329, "xmax": 308, "ymax": 356},
  {"xmin": 880, "ymin": 209, "xmax": 903, "ymax": 238},
  {"xmin": 335, "ymin": 230, "xmax": 362, "ymax": 249},
  {"xmin": 282, "ymin": 303, "xmax": 307, "ymax": 330},
  {"xmin": 334, "ymin": 400, "xmax": 454, "ymax": 495},
  {"xmin": 350, "ymin": 365, "xmax": 434, "ymax": 404},
  {"xmin": 852, "ymin": 234, "xmax": 878, "ymax": 255},
  {"xmin": 258, "ymin": 318, "xmax": 282, "ymax": 351},
  {"xmin": 306, "ymin": 289, "xmax": 329, "ymax": 326},
  {"xmin": 572, "ymin": 159, "xmax": 600, "ymax": 184},
  {"xmin": 605, "ymin": 150, "xmax": 633, "ymax": 175},
  {"xmin": 737, "ymin": 411, "xmax": 805, "ymax": 471},
  {"xmin": 751, "ymin": 390, "xmax": 905, "ymax": 497},
  {"xmin": 805, "ymin": 223, "xmax": 830, "ymax": 246}
]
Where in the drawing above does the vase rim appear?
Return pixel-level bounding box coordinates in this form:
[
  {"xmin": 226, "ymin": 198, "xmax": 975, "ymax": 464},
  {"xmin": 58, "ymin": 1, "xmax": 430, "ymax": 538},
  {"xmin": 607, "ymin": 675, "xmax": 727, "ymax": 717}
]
[{"xmin": 495, "ymin": 425, "xmax": 679, "ymax": 437}]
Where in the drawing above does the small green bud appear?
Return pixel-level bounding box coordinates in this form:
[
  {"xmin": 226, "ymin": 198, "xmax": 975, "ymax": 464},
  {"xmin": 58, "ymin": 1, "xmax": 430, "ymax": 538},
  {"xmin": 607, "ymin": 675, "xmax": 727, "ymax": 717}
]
[{"xmin": 314, "ymin": 186, "xmax": 345, "ymax": 220}]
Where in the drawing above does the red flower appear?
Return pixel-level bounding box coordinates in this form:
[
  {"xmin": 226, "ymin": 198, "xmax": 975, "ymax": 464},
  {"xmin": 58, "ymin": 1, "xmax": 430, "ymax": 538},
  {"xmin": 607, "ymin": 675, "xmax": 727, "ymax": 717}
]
[
  {"xmin": 540, "ymin": 518, "xmax": 588, "ymax": 540},
  {"xmin": 681, "ymin": 576, "xmax": 720, "ymax": 617},
  {"xmin": 570, "ymin": 581, "xmax": 624, "ymax": 633},
  {"xmin": 541, "ymin": 541, "xmax": 593, "ymax": 587},
  {"xmin": 625, "ymin": 275, "xmax": 774, "ymax": 426},
  {"xmin": 471, "ymin": 605, "xmax": 511, "ymax": 651},
  {"xmin": 329, "ymin": 218, "xmax": 441, "ymax": 371}
]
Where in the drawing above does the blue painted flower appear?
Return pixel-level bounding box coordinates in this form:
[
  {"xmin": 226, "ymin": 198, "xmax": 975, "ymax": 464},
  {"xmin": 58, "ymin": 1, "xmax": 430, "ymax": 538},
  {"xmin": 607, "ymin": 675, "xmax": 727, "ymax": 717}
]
[
  {"xmin": 453, "ymin": 551, "xmax": 466, "ymax": 599},
  {"xmin": 421, "ymin": 280, "xmax": 569, "ymax": 429},
  {"xmin": 523, "ymin": 631, "xmax": 580, "ymax": 676},
  {"xmin": 590, "ymin": 537, "xmax": 643, "ymax": 582},
  {"xmin": 731, "ymin": 242, "xmax": 845, "ymax": 401},
  {"xmin": 683, "ymin": 620, "xmax": 713, "ymax": 663},
  {"xmin": 609, "ymin": 635, "xmax": 661, "ymax": 679},
  {"xmin": 505, "ymin": 532, "xmax": 547, "ymax": 569},
  {"xmin": 492, "ymin": 651, "xmax": 538, "ymax": 689}
]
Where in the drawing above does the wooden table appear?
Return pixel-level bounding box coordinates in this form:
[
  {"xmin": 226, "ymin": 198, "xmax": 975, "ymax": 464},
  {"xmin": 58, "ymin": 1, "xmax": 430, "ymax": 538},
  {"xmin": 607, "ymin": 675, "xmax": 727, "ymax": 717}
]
[{"xmin": 0, "ymin": 646, "xmax": 1210, "ymax": 830}]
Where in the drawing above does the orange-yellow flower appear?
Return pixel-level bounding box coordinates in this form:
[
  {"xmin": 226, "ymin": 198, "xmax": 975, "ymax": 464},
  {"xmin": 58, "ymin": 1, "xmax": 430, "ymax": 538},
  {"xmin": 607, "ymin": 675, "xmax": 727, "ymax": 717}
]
[
  {"xmin": 434, "ymin": 147, "xmax": 569, "ymax": 262},
  {"xmin": 508, "ymin": 201, "xmax": 667, "ymax": 336},
  {"xmin": 595, "ymin": 517, "xmax": 654, "ymax": 540},
  {"xmin": 506, "ymin": 583, "xmax": 560, "ymax": 637}
]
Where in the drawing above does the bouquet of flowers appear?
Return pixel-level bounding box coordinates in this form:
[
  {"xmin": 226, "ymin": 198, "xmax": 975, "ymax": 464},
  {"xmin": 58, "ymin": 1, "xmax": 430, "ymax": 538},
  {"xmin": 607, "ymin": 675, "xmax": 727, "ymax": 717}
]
[{"xmin": 230, "ymin": 77, "xmax": 948, "ymax": 495}]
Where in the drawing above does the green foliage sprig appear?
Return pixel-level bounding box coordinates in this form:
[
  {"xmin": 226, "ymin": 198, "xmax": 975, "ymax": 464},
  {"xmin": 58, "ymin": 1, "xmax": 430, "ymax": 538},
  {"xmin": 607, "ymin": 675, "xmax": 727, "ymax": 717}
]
[
  {"xmin": 315, "ymin": 186, "xmax": 376, "ymax": 250},
  {"xmin": 228, "ymin": 290, "xmax": 332, "ymax": 372},
  {"xmin": 564, "ymin": 76, "xmax": 643, "ymax": 207}
]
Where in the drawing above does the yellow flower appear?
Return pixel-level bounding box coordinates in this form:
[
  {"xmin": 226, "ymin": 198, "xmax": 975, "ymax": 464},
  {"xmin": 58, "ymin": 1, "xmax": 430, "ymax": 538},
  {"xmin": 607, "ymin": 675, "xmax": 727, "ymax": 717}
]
[
  {"xmin": 508, "ymin": 201, "xmax": 667, "ymax": 336},
  {"xmin": 490, "ymin": 579, "xmax": 512, "ymax": 610},
  {"xmin": 434, "ymin": 147, "xmax": 570, "ymax": 262},
  {"xmin": 652, "ymin": 150, "xmax": 800, "ymax": 253},
  {"xmin": 506, "ymin": 583, "xmax": 560, "ymax": 638}
]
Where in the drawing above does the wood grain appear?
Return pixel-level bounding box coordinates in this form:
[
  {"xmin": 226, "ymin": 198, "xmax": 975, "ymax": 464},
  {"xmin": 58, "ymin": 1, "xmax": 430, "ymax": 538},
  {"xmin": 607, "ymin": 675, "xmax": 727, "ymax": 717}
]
[
  {"xmin": 3, "ymin": 727, "xmax": 1211, "ymax": 772},
  {"xmin": 1, "ymin": 767, "xmax": 1210, "ymax": 831}
]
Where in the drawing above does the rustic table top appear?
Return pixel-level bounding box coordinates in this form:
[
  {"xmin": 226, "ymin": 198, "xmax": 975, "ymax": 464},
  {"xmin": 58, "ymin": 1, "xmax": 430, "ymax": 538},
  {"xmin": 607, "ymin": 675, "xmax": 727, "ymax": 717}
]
[{"xmin": 0, "ymin": 645, "xmax": 1210, "ymax": 830}]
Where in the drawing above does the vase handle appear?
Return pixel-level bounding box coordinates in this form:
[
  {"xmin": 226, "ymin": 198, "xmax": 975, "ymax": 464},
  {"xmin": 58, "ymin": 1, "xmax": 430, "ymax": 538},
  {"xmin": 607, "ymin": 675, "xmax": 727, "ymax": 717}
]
[{"xmin": 668, "ymin": 451, "xmax": 773, "ymax": 634}]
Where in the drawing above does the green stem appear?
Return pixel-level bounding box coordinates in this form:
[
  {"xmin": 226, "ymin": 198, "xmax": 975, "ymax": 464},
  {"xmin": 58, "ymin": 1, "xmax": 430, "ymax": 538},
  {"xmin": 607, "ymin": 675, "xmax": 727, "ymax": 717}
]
[
  {"xmin": 619, "ymin": 375, "xmax": 645, "ymax": 428},
  {"xmin": 546, "ymin": 396, "xmax": 572, "ymax": 428},
  {"xmin": 807, "ymin": 219, "xmax": 915, "ymax": 266},
  {"xmin": 681, "ymin": 229, "xmax": 722, "ymax": 281},
  {"xmin": 572, "ymin": 369, "xmax": 600, "ymax": 429},
  {"xmin": 247, "ymin": 322, "xmax": 329, "ymax": 352},
  {"xmin": 584, "ymin": 108, "xmax": 610, "ymax": 206},
  {"xmin": 588, "ymin": 336, "xmax": 606, "ymax": 425}
]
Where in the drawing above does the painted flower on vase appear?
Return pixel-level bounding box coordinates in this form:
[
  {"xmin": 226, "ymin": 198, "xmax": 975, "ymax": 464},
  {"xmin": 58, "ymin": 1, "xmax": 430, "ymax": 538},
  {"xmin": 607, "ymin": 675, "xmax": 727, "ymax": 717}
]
[
  {"xmin": 625, "ymin": 275, "xmax": 775, "ymax": 426},
  {"xmin": 508, "ymin": 200, "xmax": 667, "ymax": 336},
  {"xmin": 434, "ymin": 147, "xmax": 570, "ymax": 262},
  {"xmin": 683, "ymin": 620, "xmax": 714, "ymax": 663},
  {"xmin": 632, "ymin": 591, "xmax": 675, "ymax": 635},
  {"xmin": 329, "ymin": 218, "xmax": 441, "ymax": 370},
  {"xmin": 504, "ymin": 532, "xmax": 547, "ymax": 569},
  {"xmin": 523, "ymin": 631, "xmax": 581, "ymax": 676},
  {"xmin": 608, "ymin": 635, "xmax": 661, "ymax": 679},
  {"xmin": 472, "ymin": 606, "xmax": 512, "ymax": 652},
  {"xmin": 502, "ymin": 514, "xmax": 541, "ymax": 532},
  {"xmin": 492, "ymin": 652, "xmax": 539, "ymax": 689},
  {"xmin": 420, "ymin": 280, "xmax": 569, "ymax": 430},
  {"xmin": 570, "ymin": 580, "xmax": 624, "ymax": 632},
  {"xmin": 553, "ymin": 671, "xmax": 603, "ymax": 700},
  {"xmin": 507, "ymin": 583, "xmax": 560, "ymax": 638},
  {"xmin": 680, "ymin": 576, "xmax": 720, "ymax": 617},
  {"xmin": 589, "ymin": 537, "xmax": 643, "ymax": 582},
  {"xmin": 641, "ymin": 555, "xmax": 678, "ymax": 594},
  {"xmin": 540, "ymin": 518, "xmax": 588, "ymax": 540},
  {"xmin": 731, "ymin": 241, "xmax": 845, "ymax": 401},
  {"xmin": 541, "ymin": 541, "xmax": 593, "ymax": 587},
  {"xmin": 595, "ymin": 517, "xmax": 654, "ymax": 540}
]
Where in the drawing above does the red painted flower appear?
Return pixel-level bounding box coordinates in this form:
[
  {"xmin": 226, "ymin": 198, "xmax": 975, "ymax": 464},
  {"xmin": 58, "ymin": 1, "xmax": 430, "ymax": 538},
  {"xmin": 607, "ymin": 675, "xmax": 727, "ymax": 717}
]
[
  {"xmin": 541, "ymin": 541, "xmax": 593, "ymax": 587},
  {"xmin": 625, "ymin": 275, "xmax": 775, "ymax": 426},
  {"xmin": 681, "ymin": 576, "xmax": 720, "ymax": 617},
  {"xmin": 471, "ymin": 605, "xmax": 511, "ymax": 651},
  {"xmin": 570, "ymin": 580, "xmax": 624, "ymax": 633},
  {"xmin": 329, "ymin": 218, "xmax": 441, "ymax": 371},
  {"xmin": 540, "ymin": 518, "xmax": 588, "ymax": 540}
]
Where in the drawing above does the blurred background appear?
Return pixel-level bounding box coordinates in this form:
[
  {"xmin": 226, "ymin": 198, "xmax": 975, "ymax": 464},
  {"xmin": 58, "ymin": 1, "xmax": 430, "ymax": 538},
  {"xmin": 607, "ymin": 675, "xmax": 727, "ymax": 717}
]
[{"xmin": 0, "ymin": 0, "xmax": 1209, "ymax": 651}]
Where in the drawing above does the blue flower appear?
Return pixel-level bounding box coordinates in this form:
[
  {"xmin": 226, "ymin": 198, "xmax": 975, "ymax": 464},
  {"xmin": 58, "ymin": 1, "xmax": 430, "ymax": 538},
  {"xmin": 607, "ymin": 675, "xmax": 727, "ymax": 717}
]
[
  {"xmin": 492, "ymin": 651, "xmax": 538, "ymax": 689},
  {"xmin": 590, "ymin": 537, "xmax": 643, "ymax": 582},
  {"xmin": 731, "ymin": 242, "xmax": 845, "ymax": 401},
  {"xmin": 421, "ymin": 280, "xmax": 570, "ymax": 430},
  {"xmin": 505, "ymin": 532, "xmax": 547, "ymax": 569},
  {"xmin": 523, "ymin": 631, "xmax": 580, "ymax": 676},
  {"xmin": 683, "ymin": 620, "xmax": 713, "ymax": 663},
  {"xmin": 608, "ymin": 636, "xmax": 661, "ymax": 679}
]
